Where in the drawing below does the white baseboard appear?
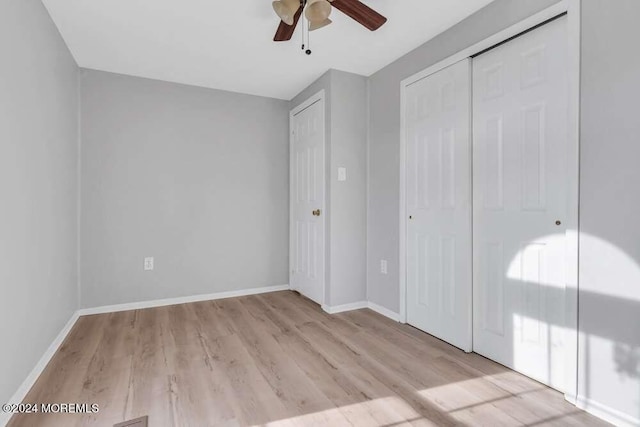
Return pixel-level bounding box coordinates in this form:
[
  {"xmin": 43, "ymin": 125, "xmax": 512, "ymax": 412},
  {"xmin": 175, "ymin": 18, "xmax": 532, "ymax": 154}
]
[
  {"xmin": 322, "ymin": 301, "xmax": 368, "ymax": 314},
  {"xmin": 367, "ymin": 301, "xmax": 401, "ymax": 322},
  {"xmin": 564, "ymin": 393, "xmax": 577, "ymax": 405},
  {"xmin": 1, "ymin": 311, "xmax": 81, "ymax": 427},
  {"xmin": 576, "ymin": 395, "xmax": 640, "ymax": 427},
  {"xmin": 320, "ymin": 300, "xmax": 401, "ymax": 322},
  {"xmin": 78, "ymin": 284, "xmax": 290, "ymax": 316}
]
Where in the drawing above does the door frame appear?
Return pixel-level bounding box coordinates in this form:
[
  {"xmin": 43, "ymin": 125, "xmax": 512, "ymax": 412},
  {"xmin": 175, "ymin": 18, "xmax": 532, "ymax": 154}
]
[
  {"xmin": 398, "ymin": 0, "xmax": 581, "ymax": 402},
  {"xmin": 289, "ymin": 90, "xmax": 327, "ymax": 306}
]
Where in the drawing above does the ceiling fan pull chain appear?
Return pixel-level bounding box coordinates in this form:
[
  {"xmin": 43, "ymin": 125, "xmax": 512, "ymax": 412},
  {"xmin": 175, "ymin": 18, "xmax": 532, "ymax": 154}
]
[
  {"xmin": 305, "ymin": 2, "xmax": 312, "ymax": 56},
  {"xmin": 301, "ymin": 0, "xmax": 305, "ymax": 50}
]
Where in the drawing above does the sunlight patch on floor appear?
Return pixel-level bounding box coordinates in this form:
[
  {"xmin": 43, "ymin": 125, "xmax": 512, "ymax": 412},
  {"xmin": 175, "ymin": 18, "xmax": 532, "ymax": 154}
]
[
  {"xmin": 258, "ymin": 396, "xmax": 422, "ymax": 427},
  {"xmin": 416, "ymin": 373, "xmax": 560, "ymax": 425}
]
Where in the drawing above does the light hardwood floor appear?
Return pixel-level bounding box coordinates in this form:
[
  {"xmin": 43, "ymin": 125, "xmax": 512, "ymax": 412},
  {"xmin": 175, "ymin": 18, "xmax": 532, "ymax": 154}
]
[{"xmin": 9, "ymin": 291, "xmax": 607, "ymax": 427}]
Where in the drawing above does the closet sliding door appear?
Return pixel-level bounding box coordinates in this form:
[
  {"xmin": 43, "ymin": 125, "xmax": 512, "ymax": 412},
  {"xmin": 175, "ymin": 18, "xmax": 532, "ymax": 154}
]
[
  {"xmin": 405, "ymin": 59, "xmax": 472, "ymax": 352},
  {"xmin": 472, "ymin": 16, "xmax": 570, "ymax": 391}
]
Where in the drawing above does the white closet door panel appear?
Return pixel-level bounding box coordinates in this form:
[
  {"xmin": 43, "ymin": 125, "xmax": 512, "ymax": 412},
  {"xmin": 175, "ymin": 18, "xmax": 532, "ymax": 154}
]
[
  {"xmin": 472, "ymin": 16, "xmax": 569, "ymax": 391},
  {"xmin": 405, "ymin": 59, "xmax": 472, "ymax": 352}
]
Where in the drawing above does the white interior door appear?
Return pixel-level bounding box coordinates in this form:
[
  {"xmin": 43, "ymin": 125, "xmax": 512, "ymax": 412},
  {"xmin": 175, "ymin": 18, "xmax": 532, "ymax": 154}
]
[
  {"xmin": 472, "ymin": 17, "xmax": 569, "ymax": 391},
  {"xmin": 405, "ymin": 59, "xmax": 472, "ymax": 352},
  {"xmin": 290, "ymin": 96, "xmax": 325, "ymax": 305}
]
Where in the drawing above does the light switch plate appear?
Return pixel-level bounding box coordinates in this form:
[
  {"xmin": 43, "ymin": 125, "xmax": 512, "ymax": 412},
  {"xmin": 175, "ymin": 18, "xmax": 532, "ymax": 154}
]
[
  {"xmin": 144, "ymin": 257, "xmax": 154, "ymax": 271},
  {"xmin": 338, "ymin": 167, "xmax": 347, "ymax": 182},
  {"xmin": 380, "ymin": 260, "xmax": 388, "ymax": 274}
]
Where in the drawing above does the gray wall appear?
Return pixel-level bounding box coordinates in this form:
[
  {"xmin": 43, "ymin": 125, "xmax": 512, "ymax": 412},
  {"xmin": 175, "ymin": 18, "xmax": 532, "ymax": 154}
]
[
  {"xmin": 80, "ymin": 70, "xmax": 289, "ymax": 308},
  {"xmin": 328, "ymin": 71, "xmax": 367, "ymax": 306},
  {"xmin": 578, "ymin": 0, "xmax": 640, "ymax": 422},
  {"xmin": 367, "ymin": 0, "xmax": 561, "ymax": 313},
  {"xmin": 0, "ymin": 0, "xmax": 79, "ymax": 405},
  {"xmin": 290, "ymin": 70, "xmax": 368, "ymax": 307}
]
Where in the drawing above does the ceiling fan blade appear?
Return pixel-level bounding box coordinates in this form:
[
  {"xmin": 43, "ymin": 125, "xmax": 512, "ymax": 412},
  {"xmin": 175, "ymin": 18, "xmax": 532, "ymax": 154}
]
[
  {"xmin": 274, "ymin": 6, "xmax": 303, "ymax": 41},
  {"xmin": 331, "ymin": 0, "xmax": 387, "ymax": 31}
]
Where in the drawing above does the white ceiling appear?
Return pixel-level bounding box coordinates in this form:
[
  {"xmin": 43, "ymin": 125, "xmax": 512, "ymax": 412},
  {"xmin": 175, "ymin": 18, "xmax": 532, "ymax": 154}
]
[{"xmin": 42, "ymin": 0, "xmax": 493, "ymax": 100}]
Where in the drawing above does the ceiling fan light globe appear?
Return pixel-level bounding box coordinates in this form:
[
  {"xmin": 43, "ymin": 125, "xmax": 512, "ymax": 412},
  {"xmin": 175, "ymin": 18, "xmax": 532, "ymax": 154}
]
[
  {"xmin": 309, "ymin": 18, "xmax": 332, "ymax": 31},
  {"xmin": 272, "ymin": 0, "xmax": 299, "ymax": 26},
  {"xmin": 305, "ymin": 0, "xmax": 332, "ymax": 23}
]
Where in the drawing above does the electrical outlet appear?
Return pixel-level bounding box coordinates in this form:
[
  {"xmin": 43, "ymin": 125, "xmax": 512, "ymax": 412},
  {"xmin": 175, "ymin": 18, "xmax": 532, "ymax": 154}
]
[
  {"xmin": 380, "ymin": 259, "xmax": 388, "ymax": 275},
  {"xmin": 144, "ymin": 257, "xmax": 154, "ymax": 271}
]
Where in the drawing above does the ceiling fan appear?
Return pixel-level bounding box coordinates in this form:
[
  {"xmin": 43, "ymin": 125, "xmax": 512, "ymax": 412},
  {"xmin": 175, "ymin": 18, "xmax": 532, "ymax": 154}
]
[{"xmin": 272, "ymin": 0, "xmax": 387, "ymax": 48}]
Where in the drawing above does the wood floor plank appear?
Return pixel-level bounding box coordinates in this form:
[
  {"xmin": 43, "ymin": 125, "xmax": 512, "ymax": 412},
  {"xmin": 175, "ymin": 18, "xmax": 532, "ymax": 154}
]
[
  {"xmin": 163, "ymin": 303, "xmax": 242, "ymax": 427},
  {"xmin": 128, "ymin": 307, "xmax": 176, "ymax": 427},
  {"xmin": 75, "ymin": 310, "xmax": 137, "ymax": 426},
  {"xmin": 202, "ymin": 333, "xmax": 290, "ymax": 426},
  {"xmin": 246, "ymin": 296, "xmax": 408, "ymax": 426},
  {"xmin": 218, "ymin": 297, "xmax": 350, "ymax": 425},
  {"xmin": 8, "ymin": 291, "xmax": 608, "ymax": 427}
]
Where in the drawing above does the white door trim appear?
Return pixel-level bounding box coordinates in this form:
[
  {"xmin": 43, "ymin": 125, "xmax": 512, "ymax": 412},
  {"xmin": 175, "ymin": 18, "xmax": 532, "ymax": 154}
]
[
  {"xmin": 399, "ymin": 0, "xmax": 580, "ymax": 400},
  {"xmin": 290, "ymin": 89, "xmax": 327, "ymax": 306},
  {"xmin": 563, "ymin": 0, "xmax": 581, "ymax": 405}
]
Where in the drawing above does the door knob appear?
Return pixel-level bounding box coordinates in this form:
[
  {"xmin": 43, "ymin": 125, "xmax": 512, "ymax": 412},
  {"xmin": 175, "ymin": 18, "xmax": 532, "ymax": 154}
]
[{"xmin": 312, "ymin": 209, "xmax": 321, "ymax": 217}]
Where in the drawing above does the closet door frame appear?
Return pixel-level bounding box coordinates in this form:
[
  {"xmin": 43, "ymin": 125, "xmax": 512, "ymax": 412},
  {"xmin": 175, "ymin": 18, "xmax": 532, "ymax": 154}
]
[{"xmin": 398, "ymin": 0, "xmax": 580, "ymax": 402}]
